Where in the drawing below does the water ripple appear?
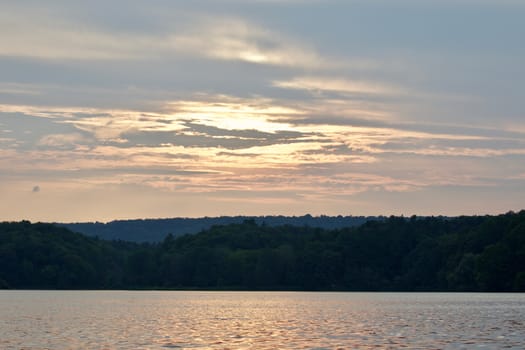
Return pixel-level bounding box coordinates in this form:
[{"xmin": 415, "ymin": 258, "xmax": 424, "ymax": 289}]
[{"xmin": 1, "ymin": 291, "xmax": 524, "ymax": 349}]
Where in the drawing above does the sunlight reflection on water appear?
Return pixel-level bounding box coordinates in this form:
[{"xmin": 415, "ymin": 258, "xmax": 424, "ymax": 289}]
[{"xmin": 0, "ymin": 291, "xmax": 524, "ymax": 349}]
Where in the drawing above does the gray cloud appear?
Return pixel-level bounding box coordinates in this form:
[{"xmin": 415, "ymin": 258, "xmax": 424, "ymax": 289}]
[{"xmin": 118, "ymin": 121, "xmax": 320, "ymax": 150}]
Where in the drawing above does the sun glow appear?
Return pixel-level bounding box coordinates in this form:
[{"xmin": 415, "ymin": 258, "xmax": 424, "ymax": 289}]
[{"xmin": 167, "ymin": 100, "xmax": 303, "ymax": 133}]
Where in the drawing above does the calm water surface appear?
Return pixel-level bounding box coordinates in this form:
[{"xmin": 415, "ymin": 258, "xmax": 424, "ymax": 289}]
[{"xmin": 0, "ymin": 291, "xmax": 523, "ymax": 349}]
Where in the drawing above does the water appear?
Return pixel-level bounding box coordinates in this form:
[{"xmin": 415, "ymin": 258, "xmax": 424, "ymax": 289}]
[{"xmin": 0, "ymin": 291, "xmax": 523, "ymax": 349}]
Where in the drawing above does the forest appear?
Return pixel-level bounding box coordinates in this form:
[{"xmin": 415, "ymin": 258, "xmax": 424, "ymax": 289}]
[{"xmin": 1, "ymin": 211, "xmax": 524, "ymax": 291}]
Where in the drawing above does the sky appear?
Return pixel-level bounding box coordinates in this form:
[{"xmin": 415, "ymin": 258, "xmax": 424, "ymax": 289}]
[{"xmin": 1, "ymin": 0, "xmax": 524, "ymax": 222}]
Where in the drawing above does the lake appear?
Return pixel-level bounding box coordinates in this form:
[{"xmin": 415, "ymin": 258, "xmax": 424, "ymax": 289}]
[{"xmin": 0, "ymin": 291, "xmax": 523, "ymax": 349}]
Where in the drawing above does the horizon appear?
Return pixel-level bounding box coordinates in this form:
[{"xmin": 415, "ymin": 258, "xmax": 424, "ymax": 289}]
[
  {"xmin": 9, "ymin": 210, "xmax": 523, "ymax": 226},
  {"xmin": 1, "ymin": 1, "xmax": 524, "ymax": 222}
]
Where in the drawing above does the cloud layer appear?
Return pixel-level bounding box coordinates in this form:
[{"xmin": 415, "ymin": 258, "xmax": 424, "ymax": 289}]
[{"xmin": 1, "ymin": 0, "xmax": 524, "ymax": 221}]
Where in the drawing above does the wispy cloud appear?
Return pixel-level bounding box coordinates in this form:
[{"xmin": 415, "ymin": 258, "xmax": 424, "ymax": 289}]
[
  {"xmin": 170, "ymin": 18, "xmax": 339, "ymax": 69},
  {"xmin": 0, "ymin": 83, "xmax": 41, "ymax": 96},
  {"xmin": 0, "ymin": 9, "xmax": 147, "ymax": 60},
  {"xmin": 3, "ymin": 98, "xmax": 525, "ymax": 199},
  {"xmin": 38, "ymin": 133, "xmax": 90, "ymax": 149},
  {"xmin": 273, "ymin": 76, "xmax": 409, "ymax": 96},
  {"xmin": 0, "ymin": 9, "xmax": 341, "ymax": 70}
]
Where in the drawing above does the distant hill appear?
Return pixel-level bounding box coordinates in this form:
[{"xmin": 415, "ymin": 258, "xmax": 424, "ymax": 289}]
[{"xmin": 59, "ymin": 215, "xmax": 382, "ymax": 242}]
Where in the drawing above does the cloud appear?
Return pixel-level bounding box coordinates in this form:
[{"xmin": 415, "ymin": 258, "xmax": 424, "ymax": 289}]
[
  {"xmin": 0, "ymin": 9, "xmax": 148, "ymax": 60},
  {"xmin": 273, "ymin": 76, "xmax": 409, "ymax": 96},
  {"xmin": 38, "ymin": 133, "xmax": 90, "ymax": 149},
  {"xmin": 2, "ymin": 101, "xmax": 525, "ymax": 221},
  {"xmin": 4, "ymin": 96, "xmax": 525, "ymax": 170},
  {"xmin": 0, "ymin": 83, "xmax": 42, "ymax": 96},
  {"xmin": 165, "ymin": 98, "xmax": 303, "ymax": 133},
  {"xmin": 0, "ymin": 8, "xmax": 341, "ymax": 71},
  {"xmin": 169, "ymin": 17, "xmax": 336, "ymax": 69}
]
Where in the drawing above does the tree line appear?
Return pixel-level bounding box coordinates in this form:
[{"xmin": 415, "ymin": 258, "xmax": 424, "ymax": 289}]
[{"xmin": 1, "ymin": 211, "xmax": 524, "ymax": 291}]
